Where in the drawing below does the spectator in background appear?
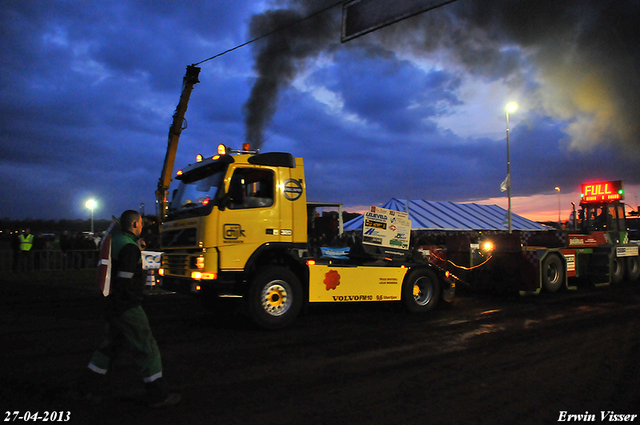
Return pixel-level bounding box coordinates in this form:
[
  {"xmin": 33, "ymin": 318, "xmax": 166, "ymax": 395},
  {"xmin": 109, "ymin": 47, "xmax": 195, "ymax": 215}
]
[
  {"xmin": 82, "ymin": 233, "xmax": 98, "ymax": 268},
  {"xmin": 32, "ymin": 232, "xmax": 46, "ymax": 270},
  {"xmin": 60, "ymin": 231, "xmax": 71, "ymax": 269},
  {"xmin": 11, "ymin": 231, "xmax": 20, "ymax": 272},
  {"xmin": 93, "ymin": 233, "xmax": 102, "ymax": 249},
  {"xmin": 18, "ymin": 228, "xmax": 34, "ymax": 272},
  {"xmin": 83, "ymin": 233, "xmax": 97, "ymax": 251},
  {"xmin": 69, "ymin": 233, "xmax": 81, "ymax": 269}
]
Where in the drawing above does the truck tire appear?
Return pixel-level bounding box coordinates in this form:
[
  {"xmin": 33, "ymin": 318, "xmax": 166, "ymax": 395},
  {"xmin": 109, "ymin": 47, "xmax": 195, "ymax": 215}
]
[
  {"xmin": 626, "ymin": 256, "xmax": 640, "ymax": 282},
  {"xmin": 247, "ymin": 266, "xmax": 303, "ymax": 329},
  {"xmin": 402, "ymin": 268, "xmax": 440, "ymax": 314},
  {"xmin": 541, "ymin": 254, "xmax": 564, "ymax": 293},
  {"xmin": 611, "ymin": 257, "xmax": 625, "ymax": 285}
]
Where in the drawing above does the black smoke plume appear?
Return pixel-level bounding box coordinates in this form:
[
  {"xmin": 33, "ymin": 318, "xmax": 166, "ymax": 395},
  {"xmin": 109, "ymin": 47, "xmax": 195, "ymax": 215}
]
[
  {"xmin": 245, "ymin": 0, "xmax": 640, "ymax": 153},
  {"xmin": 243, "ymin": 1, "xmax": 339, "ymax": 150}
]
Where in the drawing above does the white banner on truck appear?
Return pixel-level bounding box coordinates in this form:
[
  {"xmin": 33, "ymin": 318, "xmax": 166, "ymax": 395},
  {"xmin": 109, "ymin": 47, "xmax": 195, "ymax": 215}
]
[
  {"xmin": 362, "ymin": 206, "xmax": 411, "ymax": 250},
  {"xmin": 142, "ymin": 251, "xmax": 162, "ymax": 270}
]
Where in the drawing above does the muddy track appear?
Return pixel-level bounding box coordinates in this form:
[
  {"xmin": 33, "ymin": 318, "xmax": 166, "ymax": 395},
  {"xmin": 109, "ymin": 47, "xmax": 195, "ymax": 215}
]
[{"xmin": 1, "ymin": 280, "xmax": 639, "ymax": 424}]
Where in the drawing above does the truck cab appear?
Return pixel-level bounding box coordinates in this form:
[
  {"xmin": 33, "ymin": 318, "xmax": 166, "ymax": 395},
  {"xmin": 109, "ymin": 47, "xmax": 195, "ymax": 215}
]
[
  {"xmin": 159, "ymin": 145, "xmax": 452, "ymax": 328},
  {"xmin": 160, "ymin": 145, "xmax": 308, "ymax": 296},
  {"xmin": 577, "ymin": 202, "xmax": 626, "ymax": 240}
]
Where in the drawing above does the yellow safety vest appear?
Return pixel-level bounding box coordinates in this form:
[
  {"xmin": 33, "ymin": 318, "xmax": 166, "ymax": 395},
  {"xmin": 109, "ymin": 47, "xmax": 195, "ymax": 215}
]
[{"xmin": 19, "ymin": 234, "xmax": 34, "ymax": 251}]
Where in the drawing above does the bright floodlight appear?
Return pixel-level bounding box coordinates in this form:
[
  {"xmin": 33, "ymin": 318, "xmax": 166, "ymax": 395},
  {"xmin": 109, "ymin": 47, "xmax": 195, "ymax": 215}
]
[
  {"xmin": 506, "ymin": 102, "xmax": 518, "ymax": 113},
  {"xmin": 86, "ymin": 199, "xmax": 97, "ymax": 234}
]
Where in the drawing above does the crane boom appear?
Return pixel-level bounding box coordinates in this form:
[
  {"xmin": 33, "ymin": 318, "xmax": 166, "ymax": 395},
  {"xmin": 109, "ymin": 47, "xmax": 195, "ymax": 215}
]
[{"xmin": 156, "ymin": 64, "xmax": 201, "ymax": 223}]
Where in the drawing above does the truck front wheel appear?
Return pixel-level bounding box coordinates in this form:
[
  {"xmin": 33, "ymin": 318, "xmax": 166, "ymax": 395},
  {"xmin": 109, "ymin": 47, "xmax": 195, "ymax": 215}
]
[
  {"xmin": 248, "ymin": 266, "xmax": 303, "ymax": 329},
  {"xmin": 542, "ymin": 254, "xmax": 564, "ymax": 293},
  {"xmin": 402, "ymin": 268, "xmax": 440, "ymax": 314}
]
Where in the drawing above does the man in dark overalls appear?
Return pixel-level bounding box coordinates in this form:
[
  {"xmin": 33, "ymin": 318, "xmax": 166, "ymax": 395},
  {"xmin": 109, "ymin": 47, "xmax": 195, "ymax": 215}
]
[{"xmin": 76, "ymin": 210, "xmax": 180, "ymax": 408}]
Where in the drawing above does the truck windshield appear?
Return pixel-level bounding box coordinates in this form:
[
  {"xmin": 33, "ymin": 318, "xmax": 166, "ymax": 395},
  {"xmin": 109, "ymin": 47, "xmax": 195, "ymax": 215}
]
[
  {"xmin": 168, "ymin": 167, "xmax": 226, "ymax": 219},
  {"xmin": 579, "ymin": 204, "xmax": 626, "ymax": 232}
]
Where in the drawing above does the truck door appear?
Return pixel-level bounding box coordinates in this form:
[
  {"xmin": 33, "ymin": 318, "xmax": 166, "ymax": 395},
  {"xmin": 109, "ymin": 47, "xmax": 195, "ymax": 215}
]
[
  {"xmin": 218, "ymin": 166, "xmax": 280, "ymax": 270},
  {"xmin": 608, "ymin": 204, "xmax": 628, "ymax": 244},
  {"xmin": 611, "ymin": 204, "xmax": 626, "ymax": 232}
]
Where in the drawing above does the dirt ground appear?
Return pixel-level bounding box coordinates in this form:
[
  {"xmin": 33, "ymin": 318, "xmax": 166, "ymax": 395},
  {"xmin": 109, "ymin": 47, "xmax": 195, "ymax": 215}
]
[{"xmin": 1, "ymin": 275, "xmax": 639, "ymax": 425}]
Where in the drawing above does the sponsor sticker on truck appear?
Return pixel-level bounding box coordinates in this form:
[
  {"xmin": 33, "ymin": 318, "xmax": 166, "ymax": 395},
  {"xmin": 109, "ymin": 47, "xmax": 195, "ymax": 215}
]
[
  {"xmin": 362, "ymin": 206, "xmax": 411, "ymax": 250},
  {"xmin": 142, "ymin": 251, "xmax": 162, "ymax": 270},
  {"xmin": 616, "ymin": 245, "xmax": 639, "ymax": 257}
]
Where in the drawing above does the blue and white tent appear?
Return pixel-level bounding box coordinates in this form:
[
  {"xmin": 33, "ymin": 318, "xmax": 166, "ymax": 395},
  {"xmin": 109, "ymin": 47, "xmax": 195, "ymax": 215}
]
[{"xmin": 344, "ymin": 198, "xmax": 548, "ymax": 232}]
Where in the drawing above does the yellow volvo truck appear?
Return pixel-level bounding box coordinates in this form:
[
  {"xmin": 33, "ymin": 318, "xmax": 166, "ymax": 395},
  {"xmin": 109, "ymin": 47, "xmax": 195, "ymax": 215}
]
[{"xmin": 159, "ymin": 145, "xmax": 453, "ymax": 328}]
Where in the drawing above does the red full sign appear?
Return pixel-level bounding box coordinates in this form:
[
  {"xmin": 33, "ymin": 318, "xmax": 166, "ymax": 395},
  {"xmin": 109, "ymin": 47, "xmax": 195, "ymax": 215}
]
[{"xmin": 581, "ymin": 180, "xmax": 623, "ymax": 203}]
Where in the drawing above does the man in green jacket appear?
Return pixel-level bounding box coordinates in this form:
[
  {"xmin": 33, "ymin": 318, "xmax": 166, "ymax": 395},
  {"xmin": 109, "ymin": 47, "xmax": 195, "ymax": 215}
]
[{"xmin": 77, "ymin": 210, "xmax": 180, "ymax": 408}]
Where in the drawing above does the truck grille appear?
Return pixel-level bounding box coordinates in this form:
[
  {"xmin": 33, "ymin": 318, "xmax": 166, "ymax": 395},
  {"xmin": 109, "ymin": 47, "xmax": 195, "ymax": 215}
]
[
  {"xmin": 162, "ymin": 254, "xmax": 189, "ymax": 276},
  {"xmin": 162, "ymin": 227, "xmax": 197, "ymax": 248}
]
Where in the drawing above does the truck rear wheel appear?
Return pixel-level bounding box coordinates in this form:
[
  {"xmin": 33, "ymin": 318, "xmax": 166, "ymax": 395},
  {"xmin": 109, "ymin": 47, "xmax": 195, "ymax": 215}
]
[
  {"xmin": 612, "ymin": 257, "xmax": 625, "ymax": 284},
  {"xmin": 247, "ymin": 266, "xmax": 303, "ymax": 329},
  {"xmin": 626, "ymin": 256, "xmax": 640, "ymax": 282},
  {"xmin": 541, "ymin": 254, "xmax": 564, "ymax": 293},
  {"xmin": 402, "ymin": 268, "xmax": 440, "ymax": 314}
]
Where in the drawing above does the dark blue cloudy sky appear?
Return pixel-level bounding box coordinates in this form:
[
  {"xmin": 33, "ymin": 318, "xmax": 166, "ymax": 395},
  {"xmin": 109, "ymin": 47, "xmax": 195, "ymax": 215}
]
[{"xmin": 1, "ymin": 0, "xmax": 639, "ymax": 222}]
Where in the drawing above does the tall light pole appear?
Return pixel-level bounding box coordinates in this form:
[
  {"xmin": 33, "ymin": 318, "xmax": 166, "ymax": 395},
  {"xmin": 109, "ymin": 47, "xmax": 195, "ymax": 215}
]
[
  {"xmin": 555, "ymin": 186, "xmax": 561, "ymax": 226},
  {"xmin": 86, "ymin": 199, "xmax": 97, "ymax": 234},
  {"xmin": 505, "ymin": 102, "xmax": 518, "ymax": 233}
]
